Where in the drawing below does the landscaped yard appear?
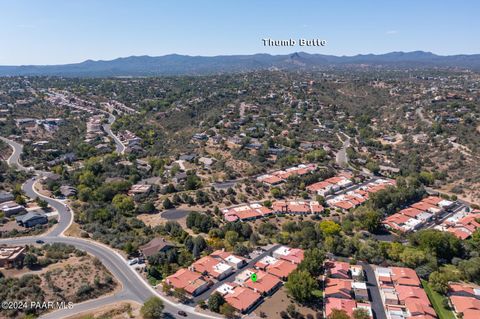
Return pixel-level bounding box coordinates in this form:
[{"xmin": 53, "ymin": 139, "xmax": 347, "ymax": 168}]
[{"xmin": 421, "ymin": 280, "xmax": 456, "ymax": 319}]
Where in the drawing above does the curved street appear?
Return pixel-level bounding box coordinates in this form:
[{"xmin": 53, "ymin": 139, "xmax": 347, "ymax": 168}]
[
  {"xmin": 103, "ymin": 113, "xmax": 126, "ymax": 154},
  {"xmin": 0, "ymin": 137, "xmax": 219, "ymax": 319}
]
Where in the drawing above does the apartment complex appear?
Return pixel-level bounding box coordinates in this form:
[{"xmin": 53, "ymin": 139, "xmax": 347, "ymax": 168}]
[
  {"xmin": 323, "ymin": 260, "xmax": 372, "ymax": 318},
  {"xmin": 374, "ymin": 266, "xmax": 436, "ymax": 319}
]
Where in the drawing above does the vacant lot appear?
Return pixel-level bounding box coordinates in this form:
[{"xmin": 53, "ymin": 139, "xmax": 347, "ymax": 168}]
[{"xmin": 253, "ymin": 286, "xmax": 321, "ymax": 318}]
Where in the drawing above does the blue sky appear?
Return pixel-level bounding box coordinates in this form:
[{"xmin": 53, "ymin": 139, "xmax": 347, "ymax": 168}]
[{"xmin": 0, "ymin": 0, "xmax": 479, "ymax": 65}]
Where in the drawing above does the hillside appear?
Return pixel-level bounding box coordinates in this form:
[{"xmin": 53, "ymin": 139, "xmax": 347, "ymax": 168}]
[{"xmin": 1, "ymin": 51, "xmax": 480, "ymax": 77}]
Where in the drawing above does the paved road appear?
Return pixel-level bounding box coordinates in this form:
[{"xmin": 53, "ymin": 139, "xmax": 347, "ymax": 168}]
[
  {"xmin": 335, "ymin": 132, "xmax": 351, "ymax": 168},
  {"xmin": 1, "ymin": 137, "xmax": 220, "ymax": 319},
  {"xmin": 1, "ymin": 136, "xmax": 28, "ymax": 170},
  {"xmin": 162, "ymin": 209, "xmax": 190, "ymax": 220},
  {"xmin": 103, "ymin": 114, "xmax": 126, "ymax": 154},
  {"xmin": 358, "ymin": 262, "xmax": 387, "ymax": 319}
]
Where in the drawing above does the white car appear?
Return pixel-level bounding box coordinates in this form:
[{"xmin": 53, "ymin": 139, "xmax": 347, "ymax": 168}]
[{"xmin": 128, "ymin": 258, "xmax": 139, "ymax": 266}]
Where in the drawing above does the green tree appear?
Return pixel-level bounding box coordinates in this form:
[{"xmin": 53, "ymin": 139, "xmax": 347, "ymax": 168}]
[
  {"xmin": 163, "ymin": 198, "xmax": 174, "ymax": 209},
  {"xmin": 328, "ymin": 309, "xmax": 351, "ymax": 319},
  {"xmin": 353, "ymin": 308, "xmax": 371, "ymax": 319},
  {"xmin": 285, "ymin": 270, "xmax": 318, "ymax": 302},
  {"xmin": 208, "ymin": 292, "xmax": 225, "ymax": 313},
  {"xmin": 355, "ymin": 206, "xmax": 382, "ymax": 233},
  {"xmin": 399, "ymin": 247, "xmax": 429, "ymax": 268},
  {"xmin": 140, "ymin": 297, "xmax": 164, "ymax": 319},
  {"xmin": 319, "ymin": 220, "xmax": 342, "ymax": 236},
  {"xmin": 225, "ymin": 230, "xmax": 239, "ymax": 247},
  {"xmin": 112, "ymin": 194, "xmax": 135, "ymax": 213},
  {"xmin": 35, "ymin": 197, "xmax": 49, "ymax": 209},
  {"xmin": 270, "ymin": 187, "xmax": 282, "ymax": 199},
  {"xmin": 298, "ymin": 248, "xmax": 325, "ymax": 277},
  {"xmin": 24, "ymin": 253, "xmax": 38, "ymax": 269},
  {"xmin": 173, "ymin": 288, "xmax": 189, "ymax": 303},
  {"xmin": 15, "ymin": 195, "xmax": 26, "ymax": 205},
  {"xmin": 220, "ymin": 303, "xmax": 237, "ymax": 318},
  {"xmin": 458, "ymin": 257, "xmax": 480, "ymax": 283}
]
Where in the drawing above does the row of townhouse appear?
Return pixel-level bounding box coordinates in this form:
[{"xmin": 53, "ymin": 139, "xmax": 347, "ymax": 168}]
[
  {"xmin": 326, "ymin": 178, "xmax": 396, "ymax": 212},
  {"xmin": 323, "ymin": 260, "xmax": 373, "ymax": 318},
  {"xmin": 306, "ymin": 173, "xmax": 354, "ymax": 197},
  {"xmin": 435, "ymin": 209, "xmax": 480, "ymax": 240},
  {"xmin": 165, "ymin": 250, "xmax": 247, "ymax": 297},
  {"xmin": 165, "ymin": 246, "xmax": 304, "ymax": 314},
  {"xmin": 374, "ymin": 266, "xmax": 437, "ymax": 319},
  {"xmin": 447, "ymin": 282, "xmax": 480, "ymax": 319},
  {"xmin": 222, "ymin": 200, "xmax": 324, "ymax": 222},
  {"xmin": 85, "ymin": 114, "xmax": 106, "ymax": 142},
  {"xmin": 214, "ymin": 246, "xmax": 305, "ymax": 314},
  {"xmin": 256, "ymin": 163, "xmax": 318, "ymax": 186},
  {"xmin": 222, "ymin": 178, "xmax": 396, "ymax": 222},
  {"xmin": 383, "ymin": 196, "xmax": 455, "ymax": 233}
]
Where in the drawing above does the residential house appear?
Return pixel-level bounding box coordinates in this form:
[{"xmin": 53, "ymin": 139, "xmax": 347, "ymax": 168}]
[
  {"xmin": 210, "ymin": 250, "xmax": 246, "ymax": 269},
  {"xmin": 448, "ymin": 283, "xmax": 480, "ymax": 319},
  {"xmin": 140, "ymin": 237, "xmax": 174, "ymax": 258},
  {"xmin": 59, "ymin": 185, "xmax": 77, "ymax": 197},
  {"xmin": 0, "ymin": 191, "xmax": 14, "ymax": 204},
  {"xmin": 190, "ymin": 256, "xmax": 233, "ymax": 280},
  {"xmin": 236, "ymin": 268, "xmax": 282, "ymax": 296},
  {"xmin": 272, "ymin": 246, "xmax": 304, "ymax": 264},
  {"xmin": 15, "ymin": 210, "xmax": 48, "ymax": 228},
  {"xmin": 222, "ymin": 203, "xmax": 273, "ymax": 222},
  {"xmin": 222, "ymin": 285, "xmax": 262, "ymax": 314},
  {"xmin": 128, "ymin": 184, "xmax": 152, "ymax": 196},
  {"xmin": 0, "ymin": 246, "xmax": 25, "ymax": 268},
  {"xmin": 0, "ymin": 201, "xmax": 26, "ymax": 217},
  {"xmin": 325, "ymin": 260, "xmax": 351, "ymax": 279},
  {"xmin": 165, "ymin": 268, "xmax": 209, "ymax": 296},
  {"xmin": 325, "ymin": 278, "xmax": 353, "ymax": 299}
]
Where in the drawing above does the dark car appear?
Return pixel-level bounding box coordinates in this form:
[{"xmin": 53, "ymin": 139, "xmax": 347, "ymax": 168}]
[
  {"xmin": 35, "ymin": 239, "xmax": 44, "ymax": 244},
  {"xmin": 177, "ymin": 311, "xmax": 187, "ymax": 317}
]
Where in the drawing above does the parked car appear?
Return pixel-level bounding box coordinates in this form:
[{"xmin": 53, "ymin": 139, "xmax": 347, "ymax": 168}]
[
  {"xmin": 128, "ymin": 258, "xmax": 139, "ymax": 265},
  {"xmin": 177, "ymin": 311, "xmax": 187, "ymax": 317}
]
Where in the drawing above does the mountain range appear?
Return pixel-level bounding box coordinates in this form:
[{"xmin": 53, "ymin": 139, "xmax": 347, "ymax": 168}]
[{"xmin": 1, "ymin": 51, "xmax": 479, "ymax": 77}]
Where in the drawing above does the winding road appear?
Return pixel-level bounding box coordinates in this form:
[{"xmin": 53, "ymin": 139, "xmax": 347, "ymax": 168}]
[
  {"xmin": 335, "ymin": 132, "xmax": 351, "ymax": 168},
  {"xmin": 0, "ymin": 137, "xmax": 219, "ymax": 319},
  {"xmin": 103, "ymin": 113, "xmax": 126, "ymax": 154}
]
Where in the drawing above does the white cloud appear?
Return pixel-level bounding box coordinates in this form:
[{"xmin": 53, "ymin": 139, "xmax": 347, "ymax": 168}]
[{"xmin": 386, "ymin": 30, "xmax": 398, "ymax": 35}]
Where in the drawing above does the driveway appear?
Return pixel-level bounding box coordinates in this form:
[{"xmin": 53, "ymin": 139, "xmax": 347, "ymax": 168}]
[
  {"xmin": 359, "ymin": 262, "xmax": 387, "ymax": 319},
  {"xmin": 161, "ymin": 209, "xmax": 190, "ymax": 220}
]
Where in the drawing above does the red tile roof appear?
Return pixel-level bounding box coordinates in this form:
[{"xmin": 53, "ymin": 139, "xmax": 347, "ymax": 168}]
[
  {"xmin": 399, "ymin": 207, "xmax": 424, "ymax": 218},
  {"xmin": 325, "ymin": 298, "xmax": 357, "ymax": 318},
  {"xmin": 391, "ymin": 267, "xmax": 421, "ymax": 287},
  {"xmin": 244, "ymin": 269, "xmax": 281, "ymax": 294},
  {"xmin": 326, "ymin": 261, "xmax": 351, "ymax": 279},
  {"xmin": 396, "ymin": 285, "xmax": 430, "ymax": 306},
  {"xmin": 332, "ymin": 201, "xmax": 355, "ymax": 211},
  {"xmin": 449, "ymin": 283, "xmax": 480, "ymax": 297},
  {"xmin": 404, "ymin": 298, "xmax": 436, "ymax": 319},
  {"xmin": 422, "ymin": 196, "xmax": 443, "ymax": 205},
  {"xmin": 306, "ymin": 181, "xmax": 332, "ymax": 192},
  {"xmin": 411, "ymin": 201, "xmax": 438, "ymax": 212},
  {"xmin": 265, "ymin": 260, "xmax": 297, "ymax": 278},
  {"xmin": 191, "ymin": 256, "xmax": 230, "ymax": 278},
  {"xmin": 224, "ymin": 286, "xmax": 262, "ymax": 312},
  {"xmin": 325, "ymin": 278, "xmax": 353, "ymax": 299},
  {"xmin": 166, "ymin": 268, "xmax": 207, "ymax": 295}
]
